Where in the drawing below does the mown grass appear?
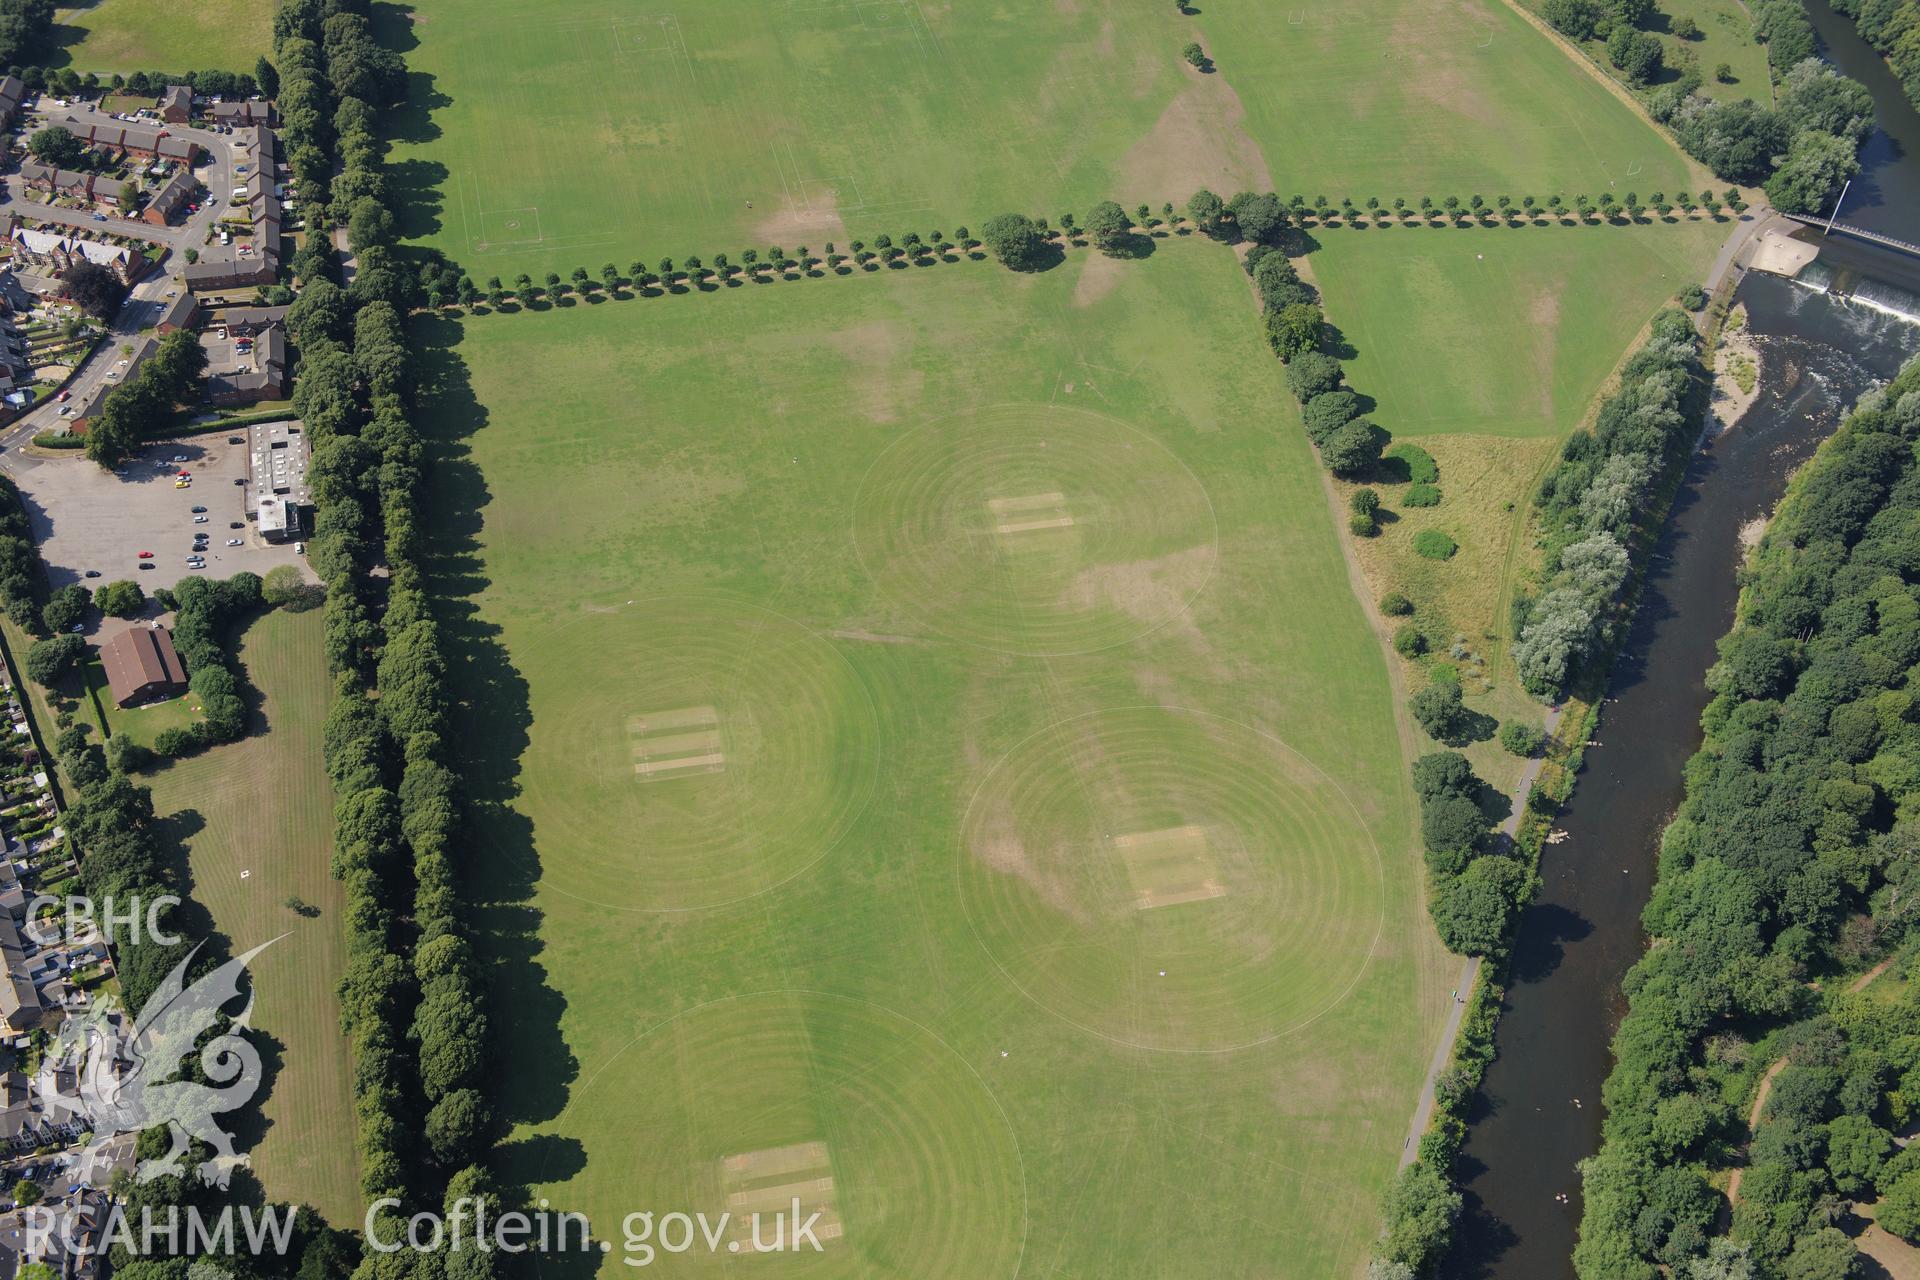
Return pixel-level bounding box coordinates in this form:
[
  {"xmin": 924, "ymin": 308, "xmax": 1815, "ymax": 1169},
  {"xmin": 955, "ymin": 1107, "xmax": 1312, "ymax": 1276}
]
[
  {"xmin": 142, "ymin": 607, "xmax": 360, "ymax": 1222},
  {"xmin": 53, "ymin": 0, "xmax": 275, "ymax": 75},
  {"xmin": 420, "ymin": 238, "xmax": 1455, "ymax": 1277}
]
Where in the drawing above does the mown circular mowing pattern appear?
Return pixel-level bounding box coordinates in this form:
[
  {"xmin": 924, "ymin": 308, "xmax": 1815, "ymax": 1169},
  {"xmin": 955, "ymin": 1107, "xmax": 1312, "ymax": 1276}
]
[
  {"xmin": 542, "ymin": 993, "xmax": 1027, "ymax": 1278},
  {"xmin": 851, "ymin": 405, "xmax": 1218, "ymax": 656},
  {"xmin": 956, "ymin": 706, "xmax": 1385, "ymax": 1052},
  {"xmin": 515, "ymin": 595, "xmax": 878, "ymax": 912}
]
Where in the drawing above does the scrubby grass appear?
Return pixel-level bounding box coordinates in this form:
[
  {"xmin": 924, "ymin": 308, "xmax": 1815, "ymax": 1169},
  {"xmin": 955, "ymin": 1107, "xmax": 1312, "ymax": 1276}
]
[
  {"xmin": 1514, "ymin": 0, "xmax": 1773, "ymax": 103},
  {"xmin": 420, "ymin": 239, "xmax": 1453, "ymax": 1276},
  {"xmin": 142, "ymin": 608, "xmax": 360, "ymax": 1223},
  {"xmin": 53, "ymin": 0, "xmax": 275, "ymax": 74}
]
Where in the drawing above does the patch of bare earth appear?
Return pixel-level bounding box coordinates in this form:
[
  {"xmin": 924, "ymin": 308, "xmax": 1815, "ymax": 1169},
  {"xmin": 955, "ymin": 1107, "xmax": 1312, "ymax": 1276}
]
[
  {"xmin": 1855, "ymin": 1202, "xmax": 1920, "ymax": 1280},
  {"xmin": 753, "ymin": 199, "xmax": 848, "ymax": 253},
  {"xmin": 823, "ymin": 320, "xmax": 920, "ymax": 423},
  {"xmin": 1071, "ymin": 249, "xmax": 1127, "ymax": 308},
  {"xmin": 1118, "ymin": 65, "xmax": 1272, "ymax": 204}
]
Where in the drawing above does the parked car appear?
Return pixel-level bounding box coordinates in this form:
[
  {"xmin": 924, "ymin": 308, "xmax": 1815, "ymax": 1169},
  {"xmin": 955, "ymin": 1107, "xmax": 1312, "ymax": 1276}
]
[
  {"xmin": 136, "ymin": 551, "xmax": 153, "ymax": 559},
  {"xmin": 190, "ymin": 505, "xmax": 206, "ymax": 513},
  {"xmin": 226, "ymin": 436, "xmax": 243, "ymax": 445},
  {"xmin": 138, "ymin": 562, "xmax": 154, "ymax": 571},
  {"xmin": 171, "ymin": 454, "xmax": 187, "ymax": 462},
  {"xmin": 225, "ymin": 538, "xmax": 242, "ymax": 547},
  {"xmin": 82, "ymin": 570, "xmax": 99, "ymax": 578},
  {"xmin": 56, "ymin": 390, "xmax": 68, "ymax": 402}
]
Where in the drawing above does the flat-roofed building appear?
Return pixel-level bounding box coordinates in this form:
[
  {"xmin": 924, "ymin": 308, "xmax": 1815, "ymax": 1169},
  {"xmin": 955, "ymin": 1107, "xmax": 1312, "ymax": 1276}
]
[{"xmin": 247, "ymin": 419, "xmax": 309, "ymax": 542}]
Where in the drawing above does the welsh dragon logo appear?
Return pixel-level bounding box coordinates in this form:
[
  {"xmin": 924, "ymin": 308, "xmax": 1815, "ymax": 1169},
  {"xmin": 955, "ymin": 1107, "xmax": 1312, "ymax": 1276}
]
[{"xmin": 37, "ymin": 937, "xmax": 282, "ymax": 1188}]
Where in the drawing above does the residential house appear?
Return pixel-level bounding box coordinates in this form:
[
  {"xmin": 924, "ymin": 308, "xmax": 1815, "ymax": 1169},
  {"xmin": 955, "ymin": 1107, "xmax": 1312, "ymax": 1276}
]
[
  {"xmin": 8, "ymin": 226, "xmax": 147, "ymax": 285},
  {"xmin": 153, "ymin": 291, "xmax": 197, "ymax": 334},
  {"xmin": 76, "ymin": 122, "xmax": 197, "ymax": 166},
  {"xmin": 0, "ymin": 912, "xmax": 41, "ymax": 1033},
  {"xmin": 141, "ymin": 167, "xmax": 195, "ymax": 226},
  {"xmin": 218, "ymin": 304, "xmax": 288, "ymax": 335},
  {"xmin": 208, "ymin": 323, "xmax": 288, "ymax": 405},
  {"xmin": 0, "ymin": 76, "xmax": 25, "ymax": 131},
  {"xmin": 18, "ymin": 164, "xmax": 94, "ymax": 200},
  {"xmin": 156, "ymin": 84, "xmax": 191, "ymax": 123},
  {"xmin": 210, "ymin": 99, "xmax": 276, "ymax": 126}
]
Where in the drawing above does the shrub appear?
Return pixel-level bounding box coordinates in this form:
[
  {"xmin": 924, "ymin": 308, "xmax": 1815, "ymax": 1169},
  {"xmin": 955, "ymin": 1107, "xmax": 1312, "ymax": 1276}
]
[
  {"xmin": 1381, "ymin": 592, "xmax": 1414, "ymax": 616},
  {"xmin": 1350, "ymin": 511, "xmax": 1379, "ymax": 537},
  {"xmin": 1386, "ymin": 443, "xmax": 1439, "ymax": 484},
  {"xmin": 1678, "ymin": 283, "xmax": 1707, "ymax": 310},
  {"xmin": 1499, "ymin": 721, "xmax": 1545, "ymax": 757},
  {"xmin": 1394, "ymin": 623, "xmax": 1426, "ymax": 657},
  {"xmin": 153, "ymin": 725, "xmax": 202, "ymax": 757},
  {"xmin": 1350, "ymin": 488, "xmax": 1380, "ymax": 516},
  {"xmin": 1413, "ymin": 530, "xmax": 1458, "ymax": 560},
  {"xmin": 1405, "ymin": 483, "xmax": 1441, "ymax": 507}
]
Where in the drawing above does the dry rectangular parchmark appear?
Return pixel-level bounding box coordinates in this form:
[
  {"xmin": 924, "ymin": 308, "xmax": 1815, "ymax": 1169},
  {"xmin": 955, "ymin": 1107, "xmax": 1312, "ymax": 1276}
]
[
  {"xmin": 630, "ymin": 705, "xmax": 725, "ymax": 779},
  {"xmin": 1114, "ymin": 825, "xmax": 1228, "ymax": 911}
]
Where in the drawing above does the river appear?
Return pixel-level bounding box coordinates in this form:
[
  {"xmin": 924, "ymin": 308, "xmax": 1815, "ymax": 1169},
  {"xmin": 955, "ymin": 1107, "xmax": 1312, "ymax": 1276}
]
[{"xmin": 1439, "ymin": 25, "xmax": 1920, "ymax": 1275}]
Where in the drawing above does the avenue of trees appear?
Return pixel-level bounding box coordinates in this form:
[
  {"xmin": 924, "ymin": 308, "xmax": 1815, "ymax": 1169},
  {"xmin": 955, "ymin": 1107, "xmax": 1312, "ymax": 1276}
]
[
  {"xmin": 271, "ymin": 0, "xmax": 499, "ymax": 1267},
  {"xmin": 1513, "ymin": 309, "xmax": 1700, "ymax": 701},
  {"xmin": 1577, "ymin": 354, "xmax": 1920, "ymax": 1279}
]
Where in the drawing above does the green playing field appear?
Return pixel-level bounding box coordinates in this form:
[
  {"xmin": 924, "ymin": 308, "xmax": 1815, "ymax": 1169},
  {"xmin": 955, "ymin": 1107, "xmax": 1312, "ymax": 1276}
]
[{"xmin": 417, "ymin": 237, "xmax": 1457, "ymax": 1275}]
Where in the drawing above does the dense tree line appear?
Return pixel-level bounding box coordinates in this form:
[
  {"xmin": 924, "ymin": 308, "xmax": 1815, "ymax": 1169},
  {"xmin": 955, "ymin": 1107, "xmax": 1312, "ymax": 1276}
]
[
  {"xmin": 0, "ymin": 0, "xmax": 55, "ymax": 70},
  {"xmin": 273, "ymin": 0, "xmax": 499, "ymax": 1270},
  {"xmin": 1834, "ymin": 0, "xmax": 1920, "ymax": 113},
  {"xmin": 0, "ymin": 473, "xmax": 46, "ymax": 633},
  {"xmin": 1577, "ymin": 355, "xmax": 1920, "ymax": 1279},
  {"xmin": 1513, "ymin": 309, "xmax": 1700, "ymax": 701}
]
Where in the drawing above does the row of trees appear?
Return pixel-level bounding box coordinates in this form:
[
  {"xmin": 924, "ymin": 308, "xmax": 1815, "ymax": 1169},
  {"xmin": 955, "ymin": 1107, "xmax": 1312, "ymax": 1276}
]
[
  {"xmin": 1513, "ymin": 309, "xmax": 1700, "ymax": 701},
  {"xmin": 1834, "ymin": 0, "xmax": 1920, "ymax": 114},
  {"xmin": 1577, "ymin": 354, "xmax": 1920, "ymax": 1278},
  {"xmin": 84, "ymin": 329, "xmax": 209, "ymax": 468},
  {"xmin": 274, "ymin": 1, "xmax": 502, "ymax": 1272},
  {"xmin": 1259, "ymin": 189, "xmax": 1743, "ymax": 225}
]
